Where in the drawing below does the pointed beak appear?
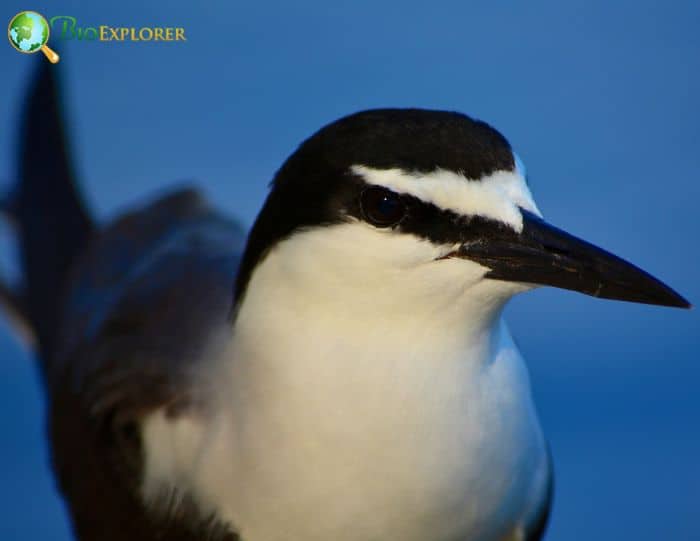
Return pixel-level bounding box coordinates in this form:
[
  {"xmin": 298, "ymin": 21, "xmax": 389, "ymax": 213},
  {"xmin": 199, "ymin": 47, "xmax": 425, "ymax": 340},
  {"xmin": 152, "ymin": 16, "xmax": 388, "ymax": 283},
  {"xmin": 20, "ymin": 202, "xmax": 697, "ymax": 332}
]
[{"xmin": 458, "ymin": 210, "xmax": 691, "ymax": 308}]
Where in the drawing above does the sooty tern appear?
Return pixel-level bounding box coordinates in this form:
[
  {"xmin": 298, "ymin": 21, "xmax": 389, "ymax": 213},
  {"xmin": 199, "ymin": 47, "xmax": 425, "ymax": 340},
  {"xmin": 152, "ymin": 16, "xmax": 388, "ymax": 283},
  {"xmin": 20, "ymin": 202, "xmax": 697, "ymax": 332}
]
[{"xmin": 0, "ymin": 63, "xmax": 689, "ymax": 541}]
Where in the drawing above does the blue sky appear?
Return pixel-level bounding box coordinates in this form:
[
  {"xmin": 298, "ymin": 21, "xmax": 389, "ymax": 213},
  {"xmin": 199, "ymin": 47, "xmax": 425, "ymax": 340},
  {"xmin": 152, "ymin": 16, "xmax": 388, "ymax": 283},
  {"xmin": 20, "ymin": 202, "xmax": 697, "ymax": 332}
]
[{"xmin": 1, "ymin": 1, "xmax": 698, "ymax": 539}]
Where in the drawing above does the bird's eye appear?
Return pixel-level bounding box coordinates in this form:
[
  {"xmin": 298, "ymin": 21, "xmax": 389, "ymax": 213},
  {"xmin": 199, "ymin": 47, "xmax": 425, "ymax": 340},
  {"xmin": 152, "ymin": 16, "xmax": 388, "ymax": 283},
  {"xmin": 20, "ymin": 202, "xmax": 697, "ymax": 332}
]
[{"xmin": 360, "ymin": 187, "xmax": 406, "ymax": 228}]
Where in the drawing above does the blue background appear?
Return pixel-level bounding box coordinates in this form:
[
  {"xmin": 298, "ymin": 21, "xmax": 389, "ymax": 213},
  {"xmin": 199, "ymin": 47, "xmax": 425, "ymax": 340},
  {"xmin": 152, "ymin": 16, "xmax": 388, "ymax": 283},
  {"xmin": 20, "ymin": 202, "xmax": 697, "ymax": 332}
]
[{"xmin": 1, "ymin": 1, "xmax": 698, "ymax": 539}]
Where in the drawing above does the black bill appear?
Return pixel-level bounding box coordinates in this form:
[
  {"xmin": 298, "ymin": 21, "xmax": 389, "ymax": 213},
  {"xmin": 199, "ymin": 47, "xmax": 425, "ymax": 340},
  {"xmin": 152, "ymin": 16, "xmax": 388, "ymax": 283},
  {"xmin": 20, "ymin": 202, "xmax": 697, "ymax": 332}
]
[{"xmin": 458, "ymin": 210, "xmax": 690, "ymax": 308}]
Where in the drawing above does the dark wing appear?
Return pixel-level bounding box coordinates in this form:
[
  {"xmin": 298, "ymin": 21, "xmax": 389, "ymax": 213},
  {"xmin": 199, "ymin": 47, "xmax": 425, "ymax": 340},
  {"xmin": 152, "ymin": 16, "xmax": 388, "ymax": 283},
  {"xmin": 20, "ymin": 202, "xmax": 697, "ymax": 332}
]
[{"xmin": 48, "ymin": 189, "xmax": 244, "ymax": 541}]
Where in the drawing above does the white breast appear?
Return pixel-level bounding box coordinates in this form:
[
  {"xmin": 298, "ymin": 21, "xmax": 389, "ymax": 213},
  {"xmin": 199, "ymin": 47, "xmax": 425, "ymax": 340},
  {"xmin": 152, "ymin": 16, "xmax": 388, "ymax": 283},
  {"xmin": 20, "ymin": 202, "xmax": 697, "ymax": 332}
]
[{"xmin": 142, "ymin": 323, "xmax": 548, "ymax": 541}]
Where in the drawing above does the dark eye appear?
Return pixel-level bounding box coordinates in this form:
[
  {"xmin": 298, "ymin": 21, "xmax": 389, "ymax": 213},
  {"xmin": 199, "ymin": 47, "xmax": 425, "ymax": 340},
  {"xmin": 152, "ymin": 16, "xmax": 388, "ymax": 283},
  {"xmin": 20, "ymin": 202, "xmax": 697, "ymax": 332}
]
[{"xmin": 360, "ymin": 187, "xmax": 406, "ymax": 227}]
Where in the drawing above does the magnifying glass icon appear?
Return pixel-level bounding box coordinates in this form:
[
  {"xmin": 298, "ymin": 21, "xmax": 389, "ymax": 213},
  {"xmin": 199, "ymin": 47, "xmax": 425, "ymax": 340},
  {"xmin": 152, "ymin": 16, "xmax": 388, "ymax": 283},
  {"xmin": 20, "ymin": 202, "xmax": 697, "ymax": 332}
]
[{"xmin": 8, "ymin": 11, "xmax": 60, "ymax": 64}]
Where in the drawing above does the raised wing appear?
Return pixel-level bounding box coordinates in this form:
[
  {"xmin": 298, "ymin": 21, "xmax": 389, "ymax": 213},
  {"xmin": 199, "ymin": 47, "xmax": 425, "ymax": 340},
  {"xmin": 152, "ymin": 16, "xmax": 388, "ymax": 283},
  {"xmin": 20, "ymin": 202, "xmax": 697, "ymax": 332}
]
[
  {"xmin": 47, "ymin": 188, "xmax": 244, "ymax": 541},
  {"xmin": 1, "ymin": 60, "xmax": 246, "ymax": 541}
]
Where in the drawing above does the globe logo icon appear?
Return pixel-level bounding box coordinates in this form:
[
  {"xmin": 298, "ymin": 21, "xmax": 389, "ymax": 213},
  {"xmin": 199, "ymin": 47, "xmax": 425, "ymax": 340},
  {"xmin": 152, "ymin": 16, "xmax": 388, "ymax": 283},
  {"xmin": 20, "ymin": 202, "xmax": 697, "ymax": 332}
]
[{"xmin": 8, "ymin": 11, "xmax": 60, "ymax": 63}]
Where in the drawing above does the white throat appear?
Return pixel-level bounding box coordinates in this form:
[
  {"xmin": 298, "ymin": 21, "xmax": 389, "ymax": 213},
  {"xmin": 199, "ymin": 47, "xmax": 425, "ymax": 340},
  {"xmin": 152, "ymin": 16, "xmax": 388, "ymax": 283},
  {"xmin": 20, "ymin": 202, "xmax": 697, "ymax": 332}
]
[{"xmin": 141, "ymin": 223, "xmax": 549, "ymax": 541}]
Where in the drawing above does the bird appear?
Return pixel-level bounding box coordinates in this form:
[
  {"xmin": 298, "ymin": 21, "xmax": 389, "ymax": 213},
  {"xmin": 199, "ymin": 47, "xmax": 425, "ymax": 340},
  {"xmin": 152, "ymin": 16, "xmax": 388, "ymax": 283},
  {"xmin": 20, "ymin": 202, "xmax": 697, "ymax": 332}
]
[{"xmin": 1, "ymin": 62, "xmax": 690, "ymax": 541}]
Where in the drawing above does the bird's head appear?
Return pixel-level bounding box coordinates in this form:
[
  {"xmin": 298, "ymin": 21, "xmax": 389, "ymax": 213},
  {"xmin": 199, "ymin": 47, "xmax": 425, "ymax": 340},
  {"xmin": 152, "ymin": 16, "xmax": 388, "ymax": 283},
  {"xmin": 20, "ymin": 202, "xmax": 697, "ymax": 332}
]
[{"xmin": 234, "ymin": 109, "xmax": 689, "ymax": 323}]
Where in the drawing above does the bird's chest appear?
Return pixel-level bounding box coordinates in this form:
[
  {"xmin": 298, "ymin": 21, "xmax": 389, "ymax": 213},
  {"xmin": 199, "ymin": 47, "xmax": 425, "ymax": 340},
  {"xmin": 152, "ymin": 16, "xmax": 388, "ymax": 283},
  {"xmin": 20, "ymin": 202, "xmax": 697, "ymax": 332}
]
[{"xmin": 194, "ymin": 325, "xmax": 548, "ymax": 541}]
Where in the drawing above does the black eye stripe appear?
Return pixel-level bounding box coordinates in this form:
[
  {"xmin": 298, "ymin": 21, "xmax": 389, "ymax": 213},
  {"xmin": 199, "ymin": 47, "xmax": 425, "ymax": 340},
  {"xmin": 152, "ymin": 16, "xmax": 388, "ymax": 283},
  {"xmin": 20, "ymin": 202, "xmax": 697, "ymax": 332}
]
[{"xmin": 354, "ymin": 185, "xmax": 516, "ymax": 246}]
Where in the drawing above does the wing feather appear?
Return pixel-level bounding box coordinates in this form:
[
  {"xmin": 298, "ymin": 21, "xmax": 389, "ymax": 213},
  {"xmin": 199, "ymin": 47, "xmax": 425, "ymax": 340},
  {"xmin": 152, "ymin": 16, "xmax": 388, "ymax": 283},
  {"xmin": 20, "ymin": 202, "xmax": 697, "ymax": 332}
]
[{"xmin": 47, "ymin": 188, "xmax": 244, "ymax": 541}]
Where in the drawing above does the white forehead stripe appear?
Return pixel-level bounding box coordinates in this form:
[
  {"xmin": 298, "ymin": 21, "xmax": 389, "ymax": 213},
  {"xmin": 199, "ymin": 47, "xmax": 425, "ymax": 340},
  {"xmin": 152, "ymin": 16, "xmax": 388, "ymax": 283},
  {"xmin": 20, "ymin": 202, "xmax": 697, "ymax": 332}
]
[{"xmin": 351, "ymin": 164, "xmax": 542, "ymax": 233}]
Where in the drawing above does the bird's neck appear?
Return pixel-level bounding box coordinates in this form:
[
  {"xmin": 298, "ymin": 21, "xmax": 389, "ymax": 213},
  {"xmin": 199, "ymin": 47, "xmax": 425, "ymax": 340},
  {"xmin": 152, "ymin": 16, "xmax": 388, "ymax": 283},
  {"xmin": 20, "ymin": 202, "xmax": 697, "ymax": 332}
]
[
  {"xmin": 222, "ymin": 282, "xmax": 508, "ymax": 456},
  {"xmin": 221, "ymin": 232, "xmax": 530, "ymax": 409},
  {"xmin": 225, "ymin": 250, "xmax": 512, "ymax": 399},
  {"xmin": 225, "ymin": 291, "xmax": 503, "ymax": 418}
]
